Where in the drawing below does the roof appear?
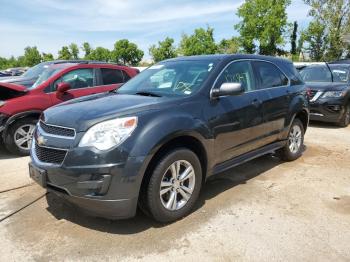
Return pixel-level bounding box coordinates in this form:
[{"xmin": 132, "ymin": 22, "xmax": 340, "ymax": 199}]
[
  {"xmin": 163, "ymin": 54, "xmax": 291, "ymax": 64},
  {"xmin": 329, "ymin": 59, "xmax": 350, "ymax": 64}
]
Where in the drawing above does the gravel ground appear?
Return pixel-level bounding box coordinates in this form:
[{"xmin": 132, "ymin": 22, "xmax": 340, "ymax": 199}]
[{"xmin": 0, "ymin": 122, "xmax": 349, "ymax": 262}]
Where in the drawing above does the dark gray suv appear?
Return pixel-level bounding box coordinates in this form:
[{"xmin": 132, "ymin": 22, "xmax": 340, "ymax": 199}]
[{"xmin": 29, "ymin": 55, "xmax": 309, "ymax": 223}]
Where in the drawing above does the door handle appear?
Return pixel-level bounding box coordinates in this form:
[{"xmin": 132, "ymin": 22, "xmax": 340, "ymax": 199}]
[{"xmin": 251, "ymin": 99, "xmax": 262, "ymax": 107}]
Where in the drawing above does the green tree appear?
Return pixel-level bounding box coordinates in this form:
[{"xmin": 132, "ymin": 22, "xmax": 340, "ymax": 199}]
[
  {"xmin": 88, "ymin": 47, "xmax": 110, "ymax": 61},
  {"xmin": 235, "ymin": 0, "xmax": 291, "ymax": 55},
  {"xmin": 111, "ymin": 39, "xmax": 144, "ymax": 66},
  {"xmin": 304, "ymin": 0, "xmax": 350, "ymax": 60},
  {"xmin": 291, "ymin": 21, "xmax": 298, "ymax": 55},
  {"xmin": 82, "ymin": 42, "xmax": 92, "ymax": 59},
  {"xmin": 217, "ymin": 37, "xmax": 241, "ymax": 54},
  {"xmin": 23, "ymin": 46, "xmax": 42, "ymax": 66},
  {"xmin": 42, "ymin": 53, "xmax": 54, "ymax": 62},
  {"xmin": 58, "ymin": 46, "xmax": 72, "ymax": 60},
  {"xmin": 69, "ymin": 43, "xmax": 79, "ymax": 59},
  {"xmin": 304, "ymin": 20, "xmax": 327, "ymax": 61},
  {"xmin": 179, "ymin": 27, "xmax": 217, "ymax": 56},
  {"xmin": 149, "ymin": 37, "xmax": 177, "ymax": 62}
]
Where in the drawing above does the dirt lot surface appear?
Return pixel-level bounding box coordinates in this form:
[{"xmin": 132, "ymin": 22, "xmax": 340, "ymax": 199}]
[{"xmin": 0, "ymin": 123, "xmax": 349, "ymax": 261}]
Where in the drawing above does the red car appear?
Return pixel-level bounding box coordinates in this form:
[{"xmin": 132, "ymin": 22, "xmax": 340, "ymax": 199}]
[{"xmin": 0, "ymin": 61, "xmax": 138, "ymax": 155}]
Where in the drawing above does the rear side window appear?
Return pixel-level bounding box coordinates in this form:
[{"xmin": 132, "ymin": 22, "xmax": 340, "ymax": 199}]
[
  {"xmin": 101, "ymin": 68, "xmax": 124, "ymax": 85},
  {"xmin": 253, "ymin": 61, "xmax": 289, "ymax": 89}
]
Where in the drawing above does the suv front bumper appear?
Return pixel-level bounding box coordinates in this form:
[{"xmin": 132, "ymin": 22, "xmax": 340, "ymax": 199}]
[
  {"xmin": 30, "ymin": 141, "xmax": 148, "ymax": 219},
  {"xmin": 309, "ymin": 100, "xmax": 345, "ymax": 123}
]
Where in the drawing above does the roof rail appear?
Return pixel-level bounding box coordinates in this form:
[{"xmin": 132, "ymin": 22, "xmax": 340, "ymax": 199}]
[{"xmin": 52, "ymin": 60, "xmax": 125, "ymax": 66}]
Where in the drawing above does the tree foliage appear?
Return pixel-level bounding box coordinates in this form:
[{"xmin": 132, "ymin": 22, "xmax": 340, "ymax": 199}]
[
  {"xmin": 149, "ymin": 37, "xmax": 177, "ymax": 62},
  {"xmin": 111, "ymin": 39, "xmax": 144, "ymax": 66},
  {"xmin": 235, "ymin": 0, "xmax": 291, "ymax": 55},
  {"xmin": 88, "ymin": 47, "xmax": 110, "ymax": 61},
  {"xmin": 82, "ymin": 42, "xmax": 92, "ymax": 59},
  {"xmin": 69, "ymin": 43, "xmax": 79, "ymax": 59},
  {"xmin": 41, "ymin": 53, "xmax": 54, "ymax": 62},
  {"xmin": 304, "ymin": 0, "xmax": 350, "ymax": 60},
  {"xmin": 217, "ymin": 37, "xmax": 241, "ymax": 54},
  {"xmin": 179, "ymin": 27, "xmax": 217, "ymax": 56},
  {"xmin": 290, "ymin": 21, "xmax": 298, "ymax": 55},
  {"xmin": 58, "ymin": 46, "xmax": 72, "ymax": 60},
  {"xmin": 304, "ymin": 20, "xmax": 327, "ymax": 61},
  {"xmin": 23, "ymin": 46, "xmax": 42, "ymax": 66}
]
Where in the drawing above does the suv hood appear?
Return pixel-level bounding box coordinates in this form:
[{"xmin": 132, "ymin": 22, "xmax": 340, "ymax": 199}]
[
  {"xmin": 42, "ymin": 93, "xmax": 175, "ymax": 132},
  {"xmin": 0, "ymin": 82, "xmax": 27, "ymax": 92},
  {"xmin": 0, "ymin": 82, "xmax": 28, "ymax": 101},
  {"xmin": 306, "ymin": 82, "xmax": 349, "ymax": 92}
]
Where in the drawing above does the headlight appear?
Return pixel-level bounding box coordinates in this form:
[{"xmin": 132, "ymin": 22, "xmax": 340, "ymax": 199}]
[
  {"xmin": 321, "ymin": 91, "xmax": 346, "ymax": 98},
  {"xmin": 0, "ymin": 101, "xmax": 5, "ymax": 107},
  {"xmin": 79, "ymin": 116, "xmax": 138, "ymax": 151}
]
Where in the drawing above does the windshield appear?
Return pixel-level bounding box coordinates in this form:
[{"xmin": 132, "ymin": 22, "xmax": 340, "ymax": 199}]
[
  {"xmin": 30, "ymin": 67, "xmax": 64, "ymax": 89},
  {"xmin": 117, "ymin": 60, "xmax": 217, "ymax": 97},
  {"xmin": 300, "ymin": 65, "xmax": 349, "ymax": 83},
  {"xmin": 22, "ymin": 62, "xmax": 49, "ymax": 79}
]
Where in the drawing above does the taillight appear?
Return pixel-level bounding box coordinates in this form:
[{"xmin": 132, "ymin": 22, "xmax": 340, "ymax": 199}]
[{"xmin": 306, "ymin": 88, "xmax": 312, "ymax": 98}]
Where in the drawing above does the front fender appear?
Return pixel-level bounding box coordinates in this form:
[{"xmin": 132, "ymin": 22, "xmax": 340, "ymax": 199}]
[{"xmin": 129, "ymin": 111, "xmax": 213, "ymax": 158}]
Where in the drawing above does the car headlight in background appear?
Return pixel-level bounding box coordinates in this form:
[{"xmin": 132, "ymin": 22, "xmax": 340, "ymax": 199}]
[
  {"xmin": 79, "ymin": 116, "xmax": 138, "ymax": 151},
  {"xmin": 321, "ymin": 91, "xmax": 346, "ymax": 98}
]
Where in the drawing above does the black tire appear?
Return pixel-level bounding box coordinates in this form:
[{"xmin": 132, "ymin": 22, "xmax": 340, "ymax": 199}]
[
  {"xmin": 338, "ymin": 104, "xmax": 350, "ymax": 128},
  {"xmin": 4, "ymin": 117, "xmax": 37, "ymax": 156},
  {"xmin": 277, "ymin": 118, "xmax": 305, "ymax": 161},
  {"xmin": 141, "ymin": 148, "xmax": 202, "ymax": 223}
]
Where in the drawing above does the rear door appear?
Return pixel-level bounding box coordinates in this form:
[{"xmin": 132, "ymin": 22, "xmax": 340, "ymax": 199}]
[
  {"xmin": 209, "ymin": 60, "xmax": 266, "ymax": 164},
  {"xmin": 97, "ymin": 68, "xmax": 127, "ymax": 92},
  {"xmin": 252, "ymin": 61, "xmax": 290, "ymax": 143}
]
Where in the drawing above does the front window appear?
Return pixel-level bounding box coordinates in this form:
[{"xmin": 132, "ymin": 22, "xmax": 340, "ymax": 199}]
[
  {"xmin": 299, "ymin": 66, "xmax": 349, "ymax": 83},
  {"xmin": 117, "ymin": 60, "xmax": 217, "ymax": 97}
]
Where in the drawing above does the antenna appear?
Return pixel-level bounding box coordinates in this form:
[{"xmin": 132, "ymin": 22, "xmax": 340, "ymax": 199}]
[{"xmin": 324, "ymin": 62, "xmax": 334, "ymax": 82}]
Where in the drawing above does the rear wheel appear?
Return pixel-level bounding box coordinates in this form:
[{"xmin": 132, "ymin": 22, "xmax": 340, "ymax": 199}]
[
  {"xmin": 142, "ymin": 148, "xmax": 202, "ymax": 223},
  {"xmin": 277, "ymin": 119, "xmax": 304, "ymax": 161},
  {"xmin": 4, "ymin": 118, "xmax": 37, "ymax": 156},
  {"xmin": 338, "ymin": 104, "xmax": 350, "ymax": 127}
]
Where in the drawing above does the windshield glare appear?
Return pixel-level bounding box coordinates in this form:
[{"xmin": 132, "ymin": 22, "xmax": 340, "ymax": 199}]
[
  {"xmin": 300, "ymin": 66, "xmax": 349, "ymax": 83},
  {"xmin": 30, "ymin": 67, "xmax": 64, "ymax": 89},
  {"xmin": 22, "ymin": 63, "xmax": 48, "ymax": 79},
  {"xmin": 117, "ymin": 60, "xmax": 217, "ymax": 97}
]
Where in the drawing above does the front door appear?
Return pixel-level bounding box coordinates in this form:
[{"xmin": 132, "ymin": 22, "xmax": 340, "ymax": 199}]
[
  {"xmin": 50, "ymin": 68, "xmax": 99, "ymax": 104},
  {"xmin": 207, "ymin": 60, "xmax": 266, "ymax": 165}
]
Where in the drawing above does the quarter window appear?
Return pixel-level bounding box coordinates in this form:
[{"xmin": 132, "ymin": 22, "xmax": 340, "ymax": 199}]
[
  {"xmin": 54, "ymin": 69, "xmax": 94, "ymax": 90},
  {"xmin": 101, "ymin": 68, "xmax": 124, "ymax": 85},
  {"xmin": 253, "ymin": 61, "xmax": 288, "ymax": 89},
  {"xmin": 216, "ymin": 61, "xmax": 256, "ymax": 91}
]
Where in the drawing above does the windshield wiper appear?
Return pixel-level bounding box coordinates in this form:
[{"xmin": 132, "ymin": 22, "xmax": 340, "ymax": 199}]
[{"xmin": 134, "ymin": 91, "xmax": 162, "ymax": 97}]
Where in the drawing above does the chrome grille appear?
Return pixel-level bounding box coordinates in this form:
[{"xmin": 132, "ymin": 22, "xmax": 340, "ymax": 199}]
[
  {"xmin": 35, "ymin": 143, "xmax": 67, "ymax": 165},
  {"xmin": 39, "ymin": 121, "xmax": 75, "ymax": 137}
]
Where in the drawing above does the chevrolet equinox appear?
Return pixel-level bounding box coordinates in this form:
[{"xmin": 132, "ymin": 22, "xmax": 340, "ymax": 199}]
[{"xmin": 29, "ymin": 55, "xmax": 309, "ymax": 223}]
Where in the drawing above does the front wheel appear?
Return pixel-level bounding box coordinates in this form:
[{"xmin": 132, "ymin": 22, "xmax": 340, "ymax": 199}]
[
  {"xmin": 338, "ymin": 104, "xmax": 350, "ymax": 127},
  {"xmin": 277, "ymin": 119, "xmax": 305, "ymax": 161},
  {"xmin": 142, "ymin": 149, "xmax": 202, "ymax": 223},
  {"xmin": 4, "ymin": 118, "xmax": 37, "ymax": 156}
]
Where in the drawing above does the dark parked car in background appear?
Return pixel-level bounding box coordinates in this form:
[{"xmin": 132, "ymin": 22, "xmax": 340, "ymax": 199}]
[
  {"xmin": 299, "ymin": 64, "xmax": 350, "ymax": 127},
  {"xmin": 29, "ymin": 54, "xmax": 309, "ymax": 222},
  {"xmin": 0, "ymin": 61, "xmax": 138, "ymax": 155}
]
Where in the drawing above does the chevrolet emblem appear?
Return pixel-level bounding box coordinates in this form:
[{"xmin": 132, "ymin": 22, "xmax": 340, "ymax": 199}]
[{"xmin": 37, "ymin": 136, "xmax": 47, "ymax": 146}]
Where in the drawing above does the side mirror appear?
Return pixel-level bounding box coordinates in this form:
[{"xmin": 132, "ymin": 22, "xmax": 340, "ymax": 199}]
[
  {"xmin": 57, "ymin": 82, "xmax": 71, "ymax": 93},
  {"xmin": 212, "ymin": 83, "xmax": 244, "ymax": 98}
]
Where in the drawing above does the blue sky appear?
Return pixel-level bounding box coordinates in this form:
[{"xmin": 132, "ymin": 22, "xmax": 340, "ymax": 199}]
[{"xmin": 0, "ymin": 0, "xmax": 311, "ymax": 60}]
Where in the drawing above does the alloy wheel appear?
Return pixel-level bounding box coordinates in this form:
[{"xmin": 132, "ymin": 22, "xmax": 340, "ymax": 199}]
[
  {"xmin": 14, "ymin": 124, "xmax": 35, "ymax": 151},
  {"xmin": 159, "ymin": 160, "xmax": 196, "ymax": 211},
  {"xmin": 288, "ymin": 125, "xmax": 302, "ymax": 154}
]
